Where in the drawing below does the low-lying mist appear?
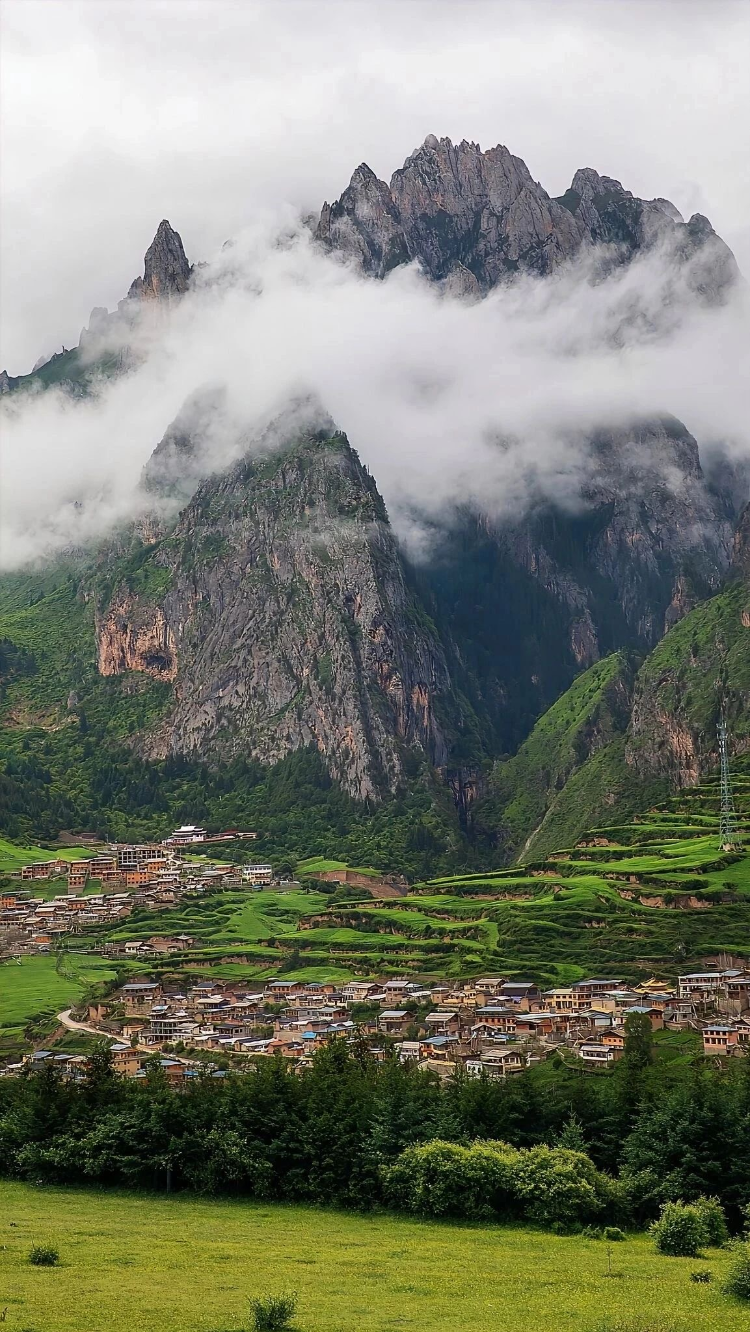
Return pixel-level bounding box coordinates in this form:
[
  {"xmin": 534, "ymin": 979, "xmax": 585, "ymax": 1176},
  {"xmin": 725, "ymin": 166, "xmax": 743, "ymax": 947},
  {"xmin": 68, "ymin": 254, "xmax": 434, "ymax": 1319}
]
[{"xmin": 1, "ymin": 215, "xmax": 748, "ymax": 569}]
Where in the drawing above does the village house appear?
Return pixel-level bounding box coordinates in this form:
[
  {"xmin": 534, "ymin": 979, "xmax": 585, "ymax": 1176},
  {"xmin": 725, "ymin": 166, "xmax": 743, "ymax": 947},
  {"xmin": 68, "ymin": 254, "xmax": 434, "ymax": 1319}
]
[
  {"xmin": 571, "ymin": 978, "xmax": 624, "ymax": 1002},
  {"xmin": 514, "ymin": 1013, "xmax": 554, "ymax": 1040},
  {"xmin": 473, "ymin": 977, "xmax": 507, "ymax": 998},
  {"xmin": 20, "ymin": 860, "xmax": 67, "ymax": 881},
  {"xmin": 473, "ymin": 1006, "xmax": 518, "ymax": 1033},
  {"xmin": 111, "ymin": 1044, "xmax": 146, "ymax": 1077},
  {"xmin": 240, "ymin": 864, "xmax": 274, "ymax": 885},
  {"xmin": 381, "ymin": 978, "xmax": 418, "ymax": 1001},
  {"xmin": 702, "ymin": 1023, "xmax": 740, "ymax": 1055},
  {"xmin": 121, "ymin": 982, "xmax": 162, "ymax": 1015},
  {"xmin": 342, "ymin": 981, "xmax": 380, "ymax": 1004},
  {"xmin": 466, "ymin": 1048, "xmax": 525, "ymax": 1079},
  {"xmin": 499, "ymin": 981, "xmax": 540, "ymax": 1007},
  {"xmin": 378, "ymin": 1010, "xmax": 412, "ymax": 1036},
  {"xmin": 601, "ymin": 1030, "xmax": 626, "ymax": 1052},
  {"xmin": 620, "ymin": 1004, "xmax": 664, "ymax": 1032},
  {"xmin": 423, "ymin": 1010, "xmax": 460, "ymax": 1036},
  {"xmin": 678, "ymin": 970, "xmax": 743, "ymax": 1002},
  {"xmin": 579, "ymin": 1041, "xmax": 623, "ymax": 1066}
]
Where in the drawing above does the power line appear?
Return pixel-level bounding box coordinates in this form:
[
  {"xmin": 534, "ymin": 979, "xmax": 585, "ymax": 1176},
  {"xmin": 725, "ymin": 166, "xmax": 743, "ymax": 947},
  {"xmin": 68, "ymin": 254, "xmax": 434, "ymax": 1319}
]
[{"xmin": 718, "ymin": 716, "xmax": 739, "ymax": 851}]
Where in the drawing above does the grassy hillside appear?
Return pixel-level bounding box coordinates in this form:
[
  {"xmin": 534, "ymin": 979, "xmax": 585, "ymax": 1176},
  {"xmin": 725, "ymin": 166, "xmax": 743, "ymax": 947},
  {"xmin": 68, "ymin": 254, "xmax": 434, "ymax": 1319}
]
[
  {"xmin": 628, "ymin": 575, "xmax": 750, "ymax": 773},
  {"xmin": 475, "ymin": 652, "xmax": 646, "ymax": 861},
  {"xmin": 0, "ymin": 953, "xmax": 119, "ymax": 1061},
  {"xmin": 63, "ymin": 765, "xmax": 746, "ymax": 986},
  {"xmin": 0, "ymin": 1182, "xmax": 745, "ymax": 1332}
]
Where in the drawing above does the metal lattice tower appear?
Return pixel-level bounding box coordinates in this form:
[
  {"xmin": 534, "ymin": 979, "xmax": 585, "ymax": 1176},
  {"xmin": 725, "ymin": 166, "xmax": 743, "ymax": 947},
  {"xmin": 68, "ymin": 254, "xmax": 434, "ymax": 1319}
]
[{"xmin": 718, "ymin": 716, "xmax": 739, "ymax": 851}]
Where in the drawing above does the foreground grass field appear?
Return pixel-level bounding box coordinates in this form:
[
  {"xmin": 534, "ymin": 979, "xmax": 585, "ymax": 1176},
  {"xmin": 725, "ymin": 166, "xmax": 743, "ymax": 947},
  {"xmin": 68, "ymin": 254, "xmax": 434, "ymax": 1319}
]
[{"xmin": 0, "ymin": 1183, "xmax": 746, "ymax": 1332}]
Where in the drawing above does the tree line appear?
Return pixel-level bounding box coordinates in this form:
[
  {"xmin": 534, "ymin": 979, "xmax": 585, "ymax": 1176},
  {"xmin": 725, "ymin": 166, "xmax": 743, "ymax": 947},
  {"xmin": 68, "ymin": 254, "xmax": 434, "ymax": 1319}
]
[{"xmin": 1, "ymin": 1027, "xmax": 749, "ymax": 1230}]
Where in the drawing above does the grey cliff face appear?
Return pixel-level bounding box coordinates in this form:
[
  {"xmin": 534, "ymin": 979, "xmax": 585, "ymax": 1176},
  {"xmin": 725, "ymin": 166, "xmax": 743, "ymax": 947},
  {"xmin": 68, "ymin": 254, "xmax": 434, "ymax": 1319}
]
[
  {"xmin": 496, "ymin": 417, "xmax": 731, "ymax": 659},
  {"xmin": 96, "ymin": 429, "xmax": 451, "ymax": 800},
  {"xmin": 731, "ymin": 501, "xmax": 750, "ymax": 579},
  {"xmin": 317, "ymin": 136, "xmax": 738, "ymax": 296}
]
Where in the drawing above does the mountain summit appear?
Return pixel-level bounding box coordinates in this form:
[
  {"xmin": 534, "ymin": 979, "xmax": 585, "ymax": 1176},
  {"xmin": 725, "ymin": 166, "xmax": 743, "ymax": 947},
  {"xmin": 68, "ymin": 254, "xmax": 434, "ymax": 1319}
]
[
  {"xmin": 317, "ymin": 135, "xmax": 737, "ymax": 297},
  {"xmin": 127, "ymin": 219, "xmax": 192, "ymax": 302}
]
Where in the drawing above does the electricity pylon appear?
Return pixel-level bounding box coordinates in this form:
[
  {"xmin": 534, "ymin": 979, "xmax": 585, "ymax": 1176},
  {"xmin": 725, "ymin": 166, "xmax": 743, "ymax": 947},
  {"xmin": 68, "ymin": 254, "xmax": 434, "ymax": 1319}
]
[{"xmin": 718, "ymin": 716, "xmax": 739, "ymax": 851}]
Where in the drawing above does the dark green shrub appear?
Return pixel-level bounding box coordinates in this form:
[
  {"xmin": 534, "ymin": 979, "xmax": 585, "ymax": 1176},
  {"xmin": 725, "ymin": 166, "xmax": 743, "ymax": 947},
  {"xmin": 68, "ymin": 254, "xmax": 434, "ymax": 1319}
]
[
  {"xmin": 693, "ymin": 1196, "xmax": 729, "ymax": 1246},
  {"xmin": 511, "ymin": 1144, "xmax": 609, "ymax": 1227},
  {"xmin": 603, "ymin": 1226, "xmax": 626, "ymax": 1242},
  {"xmin": 650, "ymin": 1202, "xmax": 705, "ymax": 1256},
  {"xmin": 250, "ymin": 1294, "xmax": 297, "ymax": 1331},
  {"xmin": 381, "ymin": 1139, "xmax": 517, "ymax": 1219},
  {"xmin": 690, "ymin": 1269, "xmax": 712, "ymax": 1283},
  {"xmin": 28, "ymin": 1244, "xmax": 59, "ymax": 1267},
  {"xmin": 382, "ymin": 1139, "xmax": 610, "ymax": 1227},
  {"xmin": 723, "ymin": 1245, "xmax": 750, "ymax": 1301}
]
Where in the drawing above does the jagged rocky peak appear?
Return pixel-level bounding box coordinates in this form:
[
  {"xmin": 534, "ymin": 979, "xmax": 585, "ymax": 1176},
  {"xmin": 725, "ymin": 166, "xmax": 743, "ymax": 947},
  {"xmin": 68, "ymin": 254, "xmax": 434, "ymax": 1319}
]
[
  {"xmin": 128, "ymin": 219, "xmax": 192, "ymax": 301},
  {"xmin": 76, "ymin": 220, "xmax": 192, "ymax": 357},
  {"xmin": 96, "ymin": 421, "xmax": 452, "ymax": 800},
  {"xmin": 317, "ymin": 135, "xmax": 738, "ymax": 296}
]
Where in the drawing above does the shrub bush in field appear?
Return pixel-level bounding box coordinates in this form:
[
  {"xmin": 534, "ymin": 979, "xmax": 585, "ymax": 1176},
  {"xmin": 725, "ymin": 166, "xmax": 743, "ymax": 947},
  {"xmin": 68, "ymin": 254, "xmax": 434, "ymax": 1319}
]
[
  {"xmin": 723, "ymin": 1244, "xmax": 750, "ymax": 1301},
  {"xmin": 381, "ymin": 1139, "xmax": 611, "ymax": 1227},
  {"xmin": 650, "ymin": 1202, "xmax": 707, "ymax": 1256},
  {"xmin": 381, "ymin": 1140, "xmax": 518, "ymax": 1219},
  {"xmin": 693, "ymin": 1196, "xmax": 729, "ymax": 1247},
  {"xmin": 511, "ymin": 1144, "xmax": 610, "ymax": 1227},
  {"xmin": 28, "ymin": 1244, "xmax": 59, "ymax": 1266},
  {"xmin": 250, "ymin": 1293, "xmax": 297, "ymax": 1331}
]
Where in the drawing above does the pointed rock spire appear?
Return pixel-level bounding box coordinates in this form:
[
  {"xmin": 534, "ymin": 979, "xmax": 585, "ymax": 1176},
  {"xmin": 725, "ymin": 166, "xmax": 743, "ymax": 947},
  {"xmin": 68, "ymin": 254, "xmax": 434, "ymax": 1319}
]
[{"xmin": 128, "ymin": 220, "xmax": 192, "ymax": 302}]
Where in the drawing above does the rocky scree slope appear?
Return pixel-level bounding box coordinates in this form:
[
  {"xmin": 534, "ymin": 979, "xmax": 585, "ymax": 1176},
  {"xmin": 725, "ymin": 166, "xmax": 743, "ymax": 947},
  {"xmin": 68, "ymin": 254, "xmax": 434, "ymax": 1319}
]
[{"xmin": 94, "ymin": 428, "xmax": 459, "ymax": 801}]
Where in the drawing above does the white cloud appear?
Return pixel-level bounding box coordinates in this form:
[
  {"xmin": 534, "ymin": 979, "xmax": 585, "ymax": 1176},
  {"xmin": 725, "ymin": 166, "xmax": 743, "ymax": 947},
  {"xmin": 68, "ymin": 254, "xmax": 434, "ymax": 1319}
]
[
  {"xmin": 1, "ymin": 217, "xmax": 747, "ymax": 568},
  {"xmin": 1, "ymin": 0, "xmax": 749, "ymax": 372}
]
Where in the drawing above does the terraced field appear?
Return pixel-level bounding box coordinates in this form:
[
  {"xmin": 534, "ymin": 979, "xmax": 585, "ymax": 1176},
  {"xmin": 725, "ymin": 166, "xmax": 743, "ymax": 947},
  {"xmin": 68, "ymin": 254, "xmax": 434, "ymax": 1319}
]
[
  {"xmin": 68, "ymin": 769, "xmax": 746, "ymax": 987},
  {"xmin": 5, "ymin": 770, "xmax": 749, "ymax": 1004}
]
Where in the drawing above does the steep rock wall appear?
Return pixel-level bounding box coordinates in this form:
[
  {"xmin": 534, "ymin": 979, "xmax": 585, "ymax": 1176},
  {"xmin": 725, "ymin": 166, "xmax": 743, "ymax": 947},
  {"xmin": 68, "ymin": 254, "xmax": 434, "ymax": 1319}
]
[{"xmin": 95, "ymin": 429, "xmax": 454, "ymax": 800}]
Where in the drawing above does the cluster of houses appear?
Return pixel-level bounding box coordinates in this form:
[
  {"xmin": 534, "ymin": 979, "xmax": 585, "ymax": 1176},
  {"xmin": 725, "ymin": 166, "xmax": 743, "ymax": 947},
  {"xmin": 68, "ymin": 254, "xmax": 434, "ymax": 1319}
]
[
  {"xmin": 6, "ymin": 966, "xmax": 747, "ymax": 1083},
  {"xmin": 0, "ymin": 838, "xmax": 274, "ymax": 953}
]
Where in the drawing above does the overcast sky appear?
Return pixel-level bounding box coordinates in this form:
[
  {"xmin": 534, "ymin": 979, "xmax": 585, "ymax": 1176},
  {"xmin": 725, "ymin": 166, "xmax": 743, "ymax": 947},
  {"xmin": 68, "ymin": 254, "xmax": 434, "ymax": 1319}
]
[{"xmin": 2, "ymin": 0, "xmax": 749, "ymax": 374}]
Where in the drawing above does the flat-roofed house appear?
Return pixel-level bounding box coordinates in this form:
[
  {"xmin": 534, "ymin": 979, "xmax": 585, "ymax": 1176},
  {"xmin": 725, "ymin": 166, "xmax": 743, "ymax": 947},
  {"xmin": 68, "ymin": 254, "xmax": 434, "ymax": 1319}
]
[{"xmin": 378, "ymin": 1010, "xmax": 412, "ymax": 1036}]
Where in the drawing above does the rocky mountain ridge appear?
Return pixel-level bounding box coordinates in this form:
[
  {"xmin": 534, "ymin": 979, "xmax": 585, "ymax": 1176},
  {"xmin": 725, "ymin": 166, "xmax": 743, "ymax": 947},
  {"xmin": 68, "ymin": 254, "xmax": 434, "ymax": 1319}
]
[
  {"xmin": 317, "ymin": 135, "xmax": 737, "ymax": 297},
  {"xmin": 2, "ymin": 133, "xmax": 747, "ymax": 851}
]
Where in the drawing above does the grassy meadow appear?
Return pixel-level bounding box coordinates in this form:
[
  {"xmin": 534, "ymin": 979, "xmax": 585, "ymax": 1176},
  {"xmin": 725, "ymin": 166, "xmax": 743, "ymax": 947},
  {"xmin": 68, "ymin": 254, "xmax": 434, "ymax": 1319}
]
[
  {"xmin": 0, "ymin": 1182, "xmax": 746, "ymax": 1332},
  {"xmin": 0, "ymin": 954, "xmax": 118, "ymax": 1058}
]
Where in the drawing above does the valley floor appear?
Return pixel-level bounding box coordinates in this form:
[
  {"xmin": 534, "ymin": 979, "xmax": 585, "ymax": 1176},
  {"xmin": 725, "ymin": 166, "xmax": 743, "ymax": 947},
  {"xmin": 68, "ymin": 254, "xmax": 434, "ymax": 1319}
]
[{"xmin": 0, "ymin": 1182, "xmax": 745, "ymax": 1331}]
